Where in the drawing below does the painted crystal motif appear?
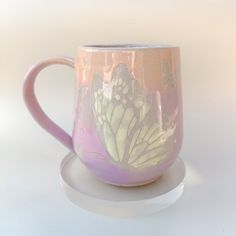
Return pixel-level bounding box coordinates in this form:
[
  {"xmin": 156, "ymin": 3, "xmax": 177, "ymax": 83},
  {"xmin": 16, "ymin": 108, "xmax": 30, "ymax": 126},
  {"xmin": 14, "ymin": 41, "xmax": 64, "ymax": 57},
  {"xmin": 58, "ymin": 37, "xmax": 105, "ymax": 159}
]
[{"xmin": 89, "ymin": 64, "xmax": 176, "ymax": 168}]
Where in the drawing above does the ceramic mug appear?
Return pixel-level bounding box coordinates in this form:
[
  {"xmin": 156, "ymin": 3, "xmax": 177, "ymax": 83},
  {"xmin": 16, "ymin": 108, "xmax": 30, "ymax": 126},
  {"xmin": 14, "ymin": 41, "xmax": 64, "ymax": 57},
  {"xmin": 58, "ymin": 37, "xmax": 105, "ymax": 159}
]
[{"xmin": 23, "ymin": 44, "xmax": 183, "ymax": 186}]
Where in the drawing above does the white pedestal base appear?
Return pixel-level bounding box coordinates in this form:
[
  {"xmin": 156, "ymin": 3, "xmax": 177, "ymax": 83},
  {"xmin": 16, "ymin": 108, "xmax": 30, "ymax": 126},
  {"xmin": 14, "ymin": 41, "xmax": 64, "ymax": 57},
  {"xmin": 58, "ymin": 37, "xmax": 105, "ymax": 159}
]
[{"xmin": 60, "ymin": 153, "xmax": 186, "ymax": 217}]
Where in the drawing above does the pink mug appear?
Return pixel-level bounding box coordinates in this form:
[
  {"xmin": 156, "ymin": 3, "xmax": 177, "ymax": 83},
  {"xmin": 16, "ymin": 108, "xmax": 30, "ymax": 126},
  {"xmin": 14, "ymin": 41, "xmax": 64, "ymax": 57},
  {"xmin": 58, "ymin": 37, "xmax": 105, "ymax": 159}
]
[{"xmin": 23, "ymin": 44, "xmax": 183, "ymax": 186}]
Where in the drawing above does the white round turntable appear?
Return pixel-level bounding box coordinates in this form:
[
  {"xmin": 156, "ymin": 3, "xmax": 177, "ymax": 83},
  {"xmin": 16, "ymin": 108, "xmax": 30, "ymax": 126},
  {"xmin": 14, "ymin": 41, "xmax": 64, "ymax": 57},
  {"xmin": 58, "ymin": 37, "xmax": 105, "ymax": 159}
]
[{"xmin": 60, "ymin": 152, "xmax": 185, "ymax": 217}]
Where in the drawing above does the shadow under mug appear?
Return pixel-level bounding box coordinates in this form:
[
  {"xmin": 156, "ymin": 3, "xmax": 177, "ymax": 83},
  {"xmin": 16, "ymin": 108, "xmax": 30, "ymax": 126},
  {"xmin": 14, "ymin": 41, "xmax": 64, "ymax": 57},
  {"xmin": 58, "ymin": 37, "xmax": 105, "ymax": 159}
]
[{"xmin": 23, "ymin": 44, "xmax": 183, "ymax": 187}]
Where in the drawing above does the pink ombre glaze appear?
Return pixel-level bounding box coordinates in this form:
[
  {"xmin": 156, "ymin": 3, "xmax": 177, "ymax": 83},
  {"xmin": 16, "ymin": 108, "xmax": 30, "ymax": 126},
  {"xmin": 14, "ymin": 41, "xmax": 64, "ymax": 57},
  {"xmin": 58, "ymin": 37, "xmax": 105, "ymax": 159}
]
[
  {"xmin": 24, "ymin": 46, "xmax": 182, "ymax": 187},
  {"xmin": 23, "ymin": 57, "xmax": 74, "ymax": 151}
]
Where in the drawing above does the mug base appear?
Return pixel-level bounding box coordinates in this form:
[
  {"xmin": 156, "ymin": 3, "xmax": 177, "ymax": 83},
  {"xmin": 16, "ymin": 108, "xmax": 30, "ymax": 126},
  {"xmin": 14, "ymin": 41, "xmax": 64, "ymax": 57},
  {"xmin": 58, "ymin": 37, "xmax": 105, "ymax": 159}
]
[
  {"xmin": 96, "ymin": 175, "xmax": 162, "ymax": 187},
  {"xmin": 60, "ymin": 152, "xmax": 186, "ymax": 217}
]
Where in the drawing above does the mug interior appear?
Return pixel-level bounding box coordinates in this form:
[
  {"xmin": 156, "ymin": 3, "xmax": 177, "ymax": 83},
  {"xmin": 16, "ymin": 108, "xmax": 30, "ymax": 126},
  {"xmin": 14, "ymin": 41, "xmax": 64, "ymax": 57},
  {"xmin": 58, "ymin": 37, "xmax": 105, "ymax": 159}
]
[{"xmin": 82, "ymin": 44, "xmax": 177, "ymax": 50}]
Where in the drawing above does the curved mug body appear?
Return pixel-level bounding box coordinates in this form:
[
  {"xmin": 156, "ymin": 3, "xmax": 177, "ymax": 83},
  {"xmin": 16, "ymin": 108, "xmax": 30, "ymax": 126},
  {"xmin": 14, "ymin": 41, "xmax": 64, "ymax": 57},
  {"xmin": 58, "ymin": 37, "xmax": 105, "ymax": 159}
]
[{"xmin": 24, "ymin": 44, "xmax": 183, "ymax": 187}]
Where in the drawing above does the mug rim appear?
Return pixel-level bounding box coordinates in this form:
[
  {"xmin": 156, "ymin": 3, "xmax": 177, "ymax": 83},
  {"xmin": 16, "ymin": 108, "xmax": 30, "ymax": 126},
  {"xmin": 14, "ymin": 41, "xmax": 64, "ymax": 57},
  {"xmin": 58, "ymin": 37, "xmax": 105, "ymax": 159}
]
[{"xmin": 80, "ymin": 44, "xmax": 179, "ymax": 51}]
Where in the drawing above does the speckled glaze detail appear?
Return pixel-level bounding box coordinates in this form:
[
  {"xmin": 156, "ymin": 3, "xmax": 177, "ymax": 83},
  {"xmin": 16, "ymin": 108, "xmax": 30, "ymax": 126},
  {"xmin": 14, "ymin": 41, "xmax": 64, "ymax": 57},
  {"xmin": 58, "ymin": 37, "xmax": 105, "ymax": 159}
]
[{"xmin": 24, "ymin": 45, "xmax": 182, "ymax": 186}]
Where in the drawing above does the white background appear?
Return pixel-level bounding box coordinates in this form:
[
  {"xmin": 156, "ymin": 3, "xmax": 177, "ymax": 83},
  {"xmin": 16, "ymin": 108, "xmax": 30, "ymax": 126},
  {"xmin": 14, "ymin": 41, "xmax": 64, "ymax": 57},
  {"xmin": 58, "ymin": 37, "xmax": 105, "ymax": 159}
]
[{"xmin": 0, "ymin": 0, "xmax": 236, "ymax": 235}]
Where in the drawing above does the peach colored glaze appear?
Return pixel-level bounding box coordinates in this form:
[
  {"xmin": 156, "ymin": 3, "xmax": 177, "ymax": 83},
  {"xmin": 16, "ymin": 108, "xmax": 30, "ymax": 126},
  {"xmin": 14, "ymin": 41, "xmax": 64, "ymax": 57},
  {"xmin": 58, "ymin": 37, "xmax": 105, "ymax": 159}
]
[
  {"xmin": 23, "ymin": 44, "xmax": 183, "ymax": 187},
  {"xmin": 73, "ymin": 45, "xmax": 183, "ymax": 186}
]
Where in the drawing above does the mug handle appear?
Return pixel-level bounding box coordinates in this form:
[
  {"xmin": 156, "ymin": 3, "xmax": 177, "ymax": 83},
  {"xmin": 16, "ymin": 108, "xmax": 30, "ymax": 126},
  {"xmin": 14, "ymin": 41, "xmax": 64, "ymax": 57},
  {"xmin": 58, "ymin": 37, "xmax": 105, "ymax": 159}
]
[{"xmin": 23, "ymin": 57, "xmax": 74, "ymax": 151}]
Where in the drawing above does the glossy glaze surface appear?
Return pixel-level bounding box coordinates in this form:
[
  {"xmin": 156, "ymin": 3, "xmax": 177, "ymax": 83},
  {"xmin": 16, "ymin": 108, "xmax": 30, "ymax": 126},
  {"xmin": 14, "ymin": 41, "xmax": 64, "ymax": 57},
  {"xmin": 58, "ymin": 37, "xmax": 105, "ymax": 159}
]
[{"xmin": 72, "ymin": 46, "xmax": 182, "ymax": 186}]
